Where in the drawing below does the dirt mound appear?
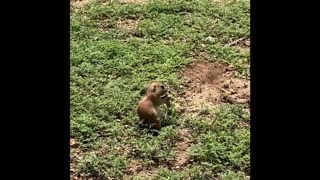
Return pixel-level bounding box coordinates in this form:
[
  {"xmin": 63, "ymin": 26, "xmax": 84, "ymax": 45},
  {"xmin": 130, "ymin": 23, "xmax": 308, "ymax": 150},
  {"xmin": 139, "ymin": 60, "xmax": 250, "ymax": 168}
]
[{"xmin": 180, "ymin": 61, "xmax": 250, "ymax": 114}]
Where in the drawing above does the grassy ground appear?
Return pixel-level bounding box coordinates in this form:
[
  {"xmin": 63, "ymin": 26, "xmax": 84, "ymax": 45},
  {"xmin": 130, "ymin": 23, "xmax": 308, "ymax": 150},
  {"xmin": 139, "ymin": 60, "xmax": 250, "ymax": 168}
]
[{"xmin": 71, "ymin": 0, "xmax": 250, "ymax": 179}]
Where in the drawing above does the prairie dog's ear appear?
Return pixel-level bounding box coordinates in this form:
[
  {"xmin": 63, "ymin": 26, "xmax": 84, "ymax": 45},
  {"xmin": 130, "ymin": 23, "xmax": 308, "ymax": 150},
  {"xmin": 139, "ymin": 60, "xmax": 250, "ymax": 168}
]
[
  {"xmin": 145, "ymin": 83, "xmax": 154, "ymax": 94},
  {"xmin": 148, "ymin": 81, "xmax": 157, "ymax": 92}
]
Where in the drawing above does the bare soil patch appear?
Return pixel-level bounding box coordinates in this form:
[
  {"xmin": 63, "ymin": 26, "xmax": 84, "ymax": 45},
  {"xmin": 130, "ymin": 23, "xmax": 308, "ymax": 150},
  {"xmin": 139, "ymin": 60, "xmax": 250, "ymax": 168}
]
[
  {"xmin": 126, "ymin": 159, "xmax": 143, "ymax": 175},
  {"xmin": 234, "ymin": 38, "xmax": 250, "ymax": 49},
  {"xmin": 71, "ymin": 0, "xmax": 92, "ymax": 8},
  {"xmin": 124, "ymin": 168, "xmax": 156, "ymax": 179},
  {"xmin": 172, "ymin": 128, "xmax": 192, "ymax": 170},
  {"xmin": 119, "ymin": 0, "xmax": 148, "ymax": 4},
  {"xmin": 117, "ymin": 19, "xmax": 139, "ymax": 31},
  {"xmin": 180, "ymin": 61, "xmax": 250, "ymax": 115},
  {"xmin": 70, "ymin": 138, "xmax": 86, "ymax": 180}
]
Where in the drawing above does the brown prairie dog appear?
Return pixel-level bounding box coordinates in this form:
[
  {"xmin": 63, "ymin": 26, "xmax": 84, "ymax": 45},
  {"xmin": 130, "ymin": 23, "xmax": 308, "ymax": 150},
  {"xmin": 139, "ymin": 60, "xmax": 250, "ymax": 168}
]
[{"xmin": 137, "ymin": 82, "xmax": 172, "ymax": 130}]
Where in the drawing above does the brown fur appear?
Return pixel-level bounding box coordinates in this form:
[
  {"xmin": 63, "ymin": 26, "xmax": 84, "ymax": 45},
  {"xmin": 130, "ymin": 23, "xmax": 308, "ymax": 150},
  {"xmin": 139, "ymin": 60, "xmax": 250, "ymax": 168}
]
[{"xmin": 137, "ymin": 82, "xmax": 171, "ymax": 130}]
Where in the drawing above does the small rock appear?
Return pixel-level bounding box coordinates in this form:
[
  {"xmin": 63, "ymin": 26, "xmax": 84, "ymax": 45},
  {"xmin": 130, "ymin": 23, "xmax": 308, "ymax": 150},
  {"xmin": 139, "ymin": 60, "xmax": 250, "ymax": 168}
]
[
  {"xmin": 70, "ymin": 138, "xmax": 78, "ymax": 147},
  {"xmin": 205, "ymin": 36, "xmax": 215, "ymax": 43},
  {"xmin": 245, "ymin": 40, "xmax": 250, "ymax": 46}
]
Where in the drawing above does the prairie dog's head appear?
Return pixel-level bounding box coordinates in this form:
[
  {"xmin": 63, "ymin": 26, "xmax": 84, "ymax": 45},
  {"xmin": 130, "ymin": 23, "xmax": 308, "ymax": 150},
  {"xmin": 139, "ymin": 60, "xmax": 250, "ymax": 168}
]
[{"xmin": 146, "ymin": 82, "xmax": 168, "ymax": 98}]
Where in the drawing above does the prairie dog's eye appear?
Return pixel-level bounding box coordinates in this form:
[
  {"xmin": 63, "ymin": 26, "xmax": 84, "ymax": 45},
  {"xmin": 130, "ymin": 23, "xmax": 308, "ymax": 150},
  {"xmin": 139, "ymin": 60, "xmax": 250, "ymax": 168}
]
[
  {"xmin": 160, "ymin": 85, "xmax": 165, "ymax": 89},
  {"xmin": 152, "ymin": 86, "xmax": 157, "ymax": 92}
]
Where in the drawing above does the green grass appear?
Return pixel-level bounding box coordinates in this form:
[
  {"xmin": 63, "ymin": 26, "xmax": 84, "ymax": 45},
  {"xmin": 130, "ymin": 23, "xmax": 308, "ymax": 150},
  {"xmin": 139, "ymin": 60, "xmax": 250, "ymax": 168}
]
[
  {"xmin": 71, "ymin": 0, "xmax": 250, "ymax": 179},
  {"xmin": 189, "ymin": 105, "xmax": 250, "ymax": 174}
]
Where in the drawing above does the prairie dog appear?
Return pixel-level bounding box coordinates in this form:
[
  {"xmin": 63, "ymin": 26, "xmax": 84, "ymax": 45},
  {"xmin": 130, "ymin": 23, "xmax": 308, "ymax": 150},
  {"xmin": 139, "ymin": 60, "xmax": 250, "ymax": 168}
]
[{"xmin": 137, "ymin": 82, "xmax": 171, "ymax": 130}]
